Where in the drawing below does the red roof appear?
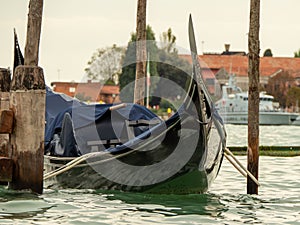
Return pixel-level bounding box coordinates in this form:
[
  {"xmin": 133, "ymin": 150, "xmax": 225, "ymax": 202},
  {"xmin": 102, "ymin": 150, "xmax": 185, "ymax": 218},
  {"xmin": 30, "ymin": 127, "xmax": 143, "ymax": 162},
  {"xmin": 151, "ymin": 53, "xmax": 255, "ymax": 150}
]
[
  {"xmin": 180, "ymin": 54, "xmax": 300, "ymax": 78},
  {"xmin": 51, "ymin": 81, "xmax": 120, "ymax": 103}
]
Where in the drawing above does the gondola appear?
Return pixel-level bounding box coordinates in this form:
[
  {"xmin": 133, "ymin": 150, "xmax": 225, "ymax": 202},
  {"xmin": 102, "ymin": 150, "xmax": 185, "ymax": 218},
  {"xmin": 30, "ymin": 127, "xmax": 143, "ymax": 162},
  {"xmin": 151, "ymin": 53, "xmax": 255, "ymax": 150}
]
[{"xmin": 19, "ymin": 16, "xmax": 227, "ymax": 194}]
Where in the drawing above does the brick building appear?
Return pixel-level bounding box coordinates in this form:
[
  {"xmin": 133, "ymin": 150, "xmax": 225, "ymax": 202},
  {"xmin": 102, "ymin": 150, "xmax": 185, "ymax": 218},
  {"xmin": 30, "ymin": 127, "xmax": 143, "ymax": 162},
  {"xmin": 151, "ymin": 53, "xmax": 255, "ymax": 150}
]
[
  {"xmin": 51, "ymin": 80, "xmax": 120, "ymax": 104},
  {"xmin": 180, "ymin": 54, "xmax": 300, "ymax": 91}
]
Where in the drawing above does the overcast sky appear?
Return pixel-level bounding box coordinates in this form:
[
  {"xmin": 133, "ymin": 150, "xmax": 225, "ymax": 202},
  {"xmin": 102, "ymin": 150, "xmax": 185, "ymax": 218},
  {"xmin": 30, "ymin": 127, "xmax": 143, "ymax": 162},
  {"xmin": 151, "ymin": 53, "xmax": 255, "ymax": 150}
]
[{"xmin": 1, "ymin": 0, "xmax": 300, "ymax": 84}]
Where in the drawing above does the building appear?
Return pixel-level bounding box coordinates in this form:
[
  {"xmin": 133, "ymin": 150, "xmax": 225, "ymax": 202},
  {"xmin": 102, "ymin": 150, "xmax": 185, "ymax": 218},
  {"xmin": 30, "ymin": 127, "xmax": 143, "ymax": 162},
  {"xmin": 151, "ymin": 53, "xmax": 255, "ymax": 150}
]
[
  {"xmin": 51, "ymin": 80, "xmax": 120, "ymax": 104},
  {"xmin": 180, "ymin": 53, "xmax": 300, "ymax": 91}
]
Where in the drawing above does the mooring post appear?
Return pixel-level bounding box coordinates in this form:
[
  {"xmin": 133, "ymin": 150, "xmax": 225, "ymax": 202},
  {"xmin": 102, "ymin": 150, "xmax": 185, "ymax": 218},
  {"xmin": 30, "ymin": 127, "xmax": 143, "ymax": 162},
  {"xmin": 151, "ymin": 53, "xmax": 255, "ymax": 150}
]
[
  {"xmin": 0, "ymin": 68, "xmax": 11, "ymax": 157},
  {"xmin": 134, "ymin": 0, "xmax": 147, "ymax": 105},
  {"xmin": 247, "ymin": 0, "xmax": 260, "ymax": 194},
  {"xmin": 9, "ymin": 0, "xmax": 45, "ymax": 194},
  {"xmin": 0, "ymin": 68, "xmax": 12, "ymax": 184}
]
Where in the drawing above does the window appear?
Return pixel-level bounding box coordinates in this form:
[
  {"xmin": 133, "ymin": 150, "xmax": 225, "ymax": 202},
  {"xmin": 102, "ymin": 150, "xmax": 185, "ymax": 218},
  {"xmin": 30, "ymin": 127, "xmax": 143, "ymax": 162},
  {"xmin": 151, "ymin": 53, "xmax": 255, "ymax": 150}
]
[{"xmin": 69, "ymin": 87, "xmax": 76, "ymax": 93}]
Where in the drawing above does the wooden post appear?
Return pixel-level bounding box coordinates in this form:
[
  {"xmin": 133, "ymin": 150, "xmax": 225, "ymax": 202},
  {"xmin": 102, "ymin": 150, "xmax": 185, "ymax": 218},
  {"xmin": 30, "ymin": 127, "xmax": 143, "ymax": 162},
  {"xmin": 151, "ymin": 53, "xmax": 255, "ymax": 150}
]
[
  {"xmin": 134, "ymin": 0, "xmax": 147, "ymax": 105},
  {"xmin": 247, "ymin": 0, "xmax": 260, "ymax": 194},
  {"xmin": 0, "ymin": 68, "xmax": 11, "ymax": 95},
  {"xmin": 0, "ymin": 157, "xmax": 13, "ymax": 182},
  {"xmin": 9, "ymin": 0, "xmax": 45, "ymax": 194},
  {"xmin": 9, "ymin": 67, "xmax": 45, "ymax": 193},
  {"xmin": 0, "ymin": 68, "xmax": 12, "ymax": 185},
  {"xmin": 24, "ymin": 0, "xmax": 43, "ymax": 66},
  {"xmin": 0, "ymin": 68, "xmax": 11, "ymax": 157}
]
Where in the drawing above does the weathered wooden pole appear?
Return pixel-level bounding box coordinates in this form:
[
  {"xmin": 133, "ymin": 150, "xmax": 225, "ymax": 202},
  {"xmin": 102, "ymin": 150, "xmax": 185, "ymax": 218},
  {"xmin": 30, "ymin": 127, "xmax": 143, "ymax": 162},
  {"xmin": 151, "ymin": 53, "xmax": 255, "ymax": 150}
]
[
  {"xmin": 0, "ymin": 68, "xmax": 11, "ymax": 156},
  {"xmin": 134, "ymin": 0, "xmax": 147, "ymax": 105},
  {"xmin": 9, "ymin": 0, "xmax": 45, "ymax": 194},
  {"xmin": 0, "ymin": 68, "xmax": 12, "ymax": 184},
  {"xmin": 24, "ymin": 0, "xmax": 43, "ymax": 66},
  {"xmin": 0, "ymin": 68, "xmax": 11, "ymax": 157},
  {"xmin": 247, "ymin": 0, "xmax": 260, "ymax": 194}
]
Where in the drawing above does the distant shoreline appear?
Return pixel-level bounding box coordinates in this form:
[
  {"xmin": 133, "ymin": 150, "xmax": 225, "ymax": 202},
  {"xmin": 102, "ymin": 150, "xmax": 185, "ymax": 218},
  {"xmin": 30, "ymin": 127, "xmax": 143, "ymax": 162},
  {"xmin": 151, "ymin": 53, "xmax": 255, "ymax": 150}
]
[{"xmin": 228, "ymin": 146, "xmax": 300, "ymax": 157}]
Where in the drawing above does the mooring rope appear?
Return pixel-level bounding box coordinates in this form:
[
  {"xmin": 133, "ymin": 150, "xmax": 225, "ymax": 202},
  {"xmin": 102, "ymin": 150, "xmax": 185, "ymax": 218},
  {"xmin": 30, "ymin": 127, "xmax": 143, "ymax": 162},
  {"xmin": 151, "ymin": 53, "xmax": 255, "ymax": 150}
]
[
  {"xmin": 45, "ymin": 144, "xmax": 260, "ymax": 188},
  {"xmin": 43, "ymin": 148, "xmax": 140, "ymax": 180},
  {"xmin": 224, "ymin": 147, "xmax": 261, "ymax": 186},
  {"xmin": 44, "ymin": 152, "xmax": 99, "ymax": 180}
]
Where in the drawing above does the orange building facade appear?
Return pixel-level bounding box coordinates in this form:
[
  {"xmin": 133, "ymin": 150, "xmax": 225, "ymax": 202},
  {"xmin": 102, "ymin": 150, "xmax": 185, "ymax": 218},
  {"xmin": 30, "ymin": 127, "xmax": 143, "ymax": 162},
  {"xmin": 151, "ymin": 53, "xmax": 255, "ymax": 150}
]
[
  {"xmin": 51, "ymin": 80, "xmax": 120, "ymax": 104},
  {"xmin": 180, "ymin": 54, "xmax": 300, "ymax": 91}
]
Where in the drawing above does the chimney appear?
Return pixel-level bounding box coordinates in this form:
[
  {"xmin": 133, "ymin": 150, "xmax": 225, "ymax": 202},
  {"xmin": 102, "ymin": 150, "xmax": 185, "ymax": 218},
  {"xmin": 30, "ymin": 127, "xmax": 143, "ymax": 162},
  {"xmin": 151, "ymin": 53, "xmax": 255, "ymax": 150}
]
[{"xmin": 225, "ymin": 44, "xmax": 230, "ymax": 52}]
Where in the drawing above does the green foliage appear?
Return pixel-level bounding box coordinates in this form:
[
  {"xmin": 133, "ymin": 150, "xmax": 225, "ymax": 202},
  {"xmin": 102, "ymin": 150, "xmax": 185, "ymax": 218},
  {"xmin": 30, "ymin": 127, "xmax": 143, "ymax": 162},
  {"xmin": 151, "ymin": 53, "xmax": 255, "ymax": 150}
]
[
  {"xmin": 266, "ymin": 70, "xmax": 294, "ymax": 108},
  {"xmin": 85, "ymin": 44, "xmax": 125, "ymax": 84},
  {"xmin": 286, "ymin": 86, "xmax": 300, "ymax": 108},
  {"xmin": 75, "ymin": 92, "xmax": 92, "ymax": 102},
  {"xmin": 159, "ymin": 98, "xmax": 175, "ymax": 110},
  {"xmin": 263, "ymin": 48, "xmax": 273, "ymax": 57},
  {"xmin": 294, "ymin": 49, "xmax": 300, "ymax": 58},
  {"xmin": 151, "ymin": 52, "xmax": 191, "ymax": 107},
  {"xmin": 119, "ymin": 26, "xmax": 192, "ymax": 105},
  {"xmin": 160, "ymin": 28, "xmax": 177, "ymax": 54},
  {"xmin": 104, "ymin": 78, "xmax": 116, "ymax": 85},
  {"xmin": 119, "ymin": 25, "xmax": 159, "ymax": 102}
]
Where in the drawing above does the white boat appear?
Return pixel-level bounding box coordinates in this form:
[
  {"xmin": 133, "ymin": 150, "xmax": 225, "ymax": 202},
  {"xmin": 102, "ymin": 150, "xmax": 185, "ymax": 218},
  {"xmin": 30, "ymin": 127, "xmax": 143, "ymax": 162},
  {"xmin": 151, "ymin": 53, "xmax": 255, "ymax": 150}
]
[
  {"xmin": 292, "ymin": 116, "xmax": 300, "ymax": 125},
  {"xmin": 215, "ymin": 75, "xmax": 299, "ymax": 125}
]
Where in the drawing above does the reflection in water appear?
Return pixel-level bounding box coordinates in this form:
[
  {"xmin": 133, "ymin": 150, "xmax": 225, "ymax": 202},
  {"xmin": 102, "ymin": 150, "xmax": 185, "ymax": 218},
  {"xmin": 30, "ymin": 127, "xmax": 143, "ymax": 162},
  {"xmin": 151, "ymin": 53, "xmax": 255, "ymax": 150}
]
[
  {"xmin": 0, "ymin": 157, "xmax": 299, "ymax": 224},
  {"xmin": 0, "ymin": 187, "xmax": 52, "ymax": 220},
  {"xmin": 99, "ymin": 190, "xmax": 227, "ymax": 217}
]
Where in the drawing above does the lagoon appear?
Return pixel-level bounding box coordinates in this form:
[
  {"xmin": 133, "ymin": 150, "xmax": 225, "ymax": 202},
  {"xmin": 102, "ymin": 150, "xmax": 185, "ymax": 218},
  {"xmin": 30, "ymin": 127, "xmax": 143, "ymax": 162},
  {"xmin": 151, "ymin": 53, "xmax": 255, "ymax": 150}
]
[{"xmin": 0, "ymin": 125, "xmax": 299, "ymax": 224}]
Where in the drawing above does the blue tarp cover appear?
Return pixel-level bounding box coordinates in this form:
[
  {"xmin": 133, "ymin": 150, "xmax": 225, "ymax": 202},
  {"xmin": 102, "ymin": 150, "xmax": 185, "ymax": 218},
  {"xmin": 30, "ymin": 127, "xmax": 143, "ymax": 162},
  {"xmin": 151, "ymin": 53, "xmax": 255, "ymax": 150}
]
[{"xmin": 45, "ymin": 87, "xmax": 161, "ymax": 154}]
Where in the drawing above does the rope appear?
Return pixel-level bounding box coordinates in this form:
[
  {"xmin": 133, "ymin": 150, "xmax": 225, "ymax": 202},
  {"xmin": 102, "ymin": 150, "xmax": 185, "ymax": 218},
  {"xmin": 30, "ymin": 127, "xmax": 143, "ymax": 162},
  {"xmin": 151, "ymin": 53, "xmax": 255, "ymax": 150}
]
[
  {"xmin": 43, "ymin": 147, "xmax": 141, "ymax": 180},
  {"xmin": 44, "ymin": 153, "xmax": 98, "ymax": 180},
  {"xmin": 224, "ymin": 147, "xmax": 261, "ymax": 186}
]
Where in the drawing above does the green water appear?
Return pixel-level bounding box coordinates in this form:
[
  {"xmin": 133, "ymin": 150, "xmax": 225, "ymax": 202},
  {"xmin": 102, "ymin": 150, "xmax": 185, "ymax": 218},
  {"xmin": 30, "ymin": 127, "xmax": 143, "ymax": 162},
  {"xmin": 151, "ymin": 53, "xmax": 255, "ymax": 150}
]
[{"xmin": 0, "ymin": 156, "xmax": 299, "ymax": 224}]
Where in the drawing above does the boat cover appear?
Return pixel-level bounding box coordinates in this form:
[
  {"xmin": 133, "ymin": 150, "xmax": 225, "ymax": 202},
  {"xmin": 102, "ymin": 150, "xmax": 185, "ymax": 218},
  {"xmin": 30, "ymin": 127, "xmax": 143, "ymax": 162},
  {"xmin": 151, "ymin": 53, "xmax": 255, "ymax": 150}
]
[{"xmin": 45, "ymin": 87, "xmax": 161, "ymax": 156}]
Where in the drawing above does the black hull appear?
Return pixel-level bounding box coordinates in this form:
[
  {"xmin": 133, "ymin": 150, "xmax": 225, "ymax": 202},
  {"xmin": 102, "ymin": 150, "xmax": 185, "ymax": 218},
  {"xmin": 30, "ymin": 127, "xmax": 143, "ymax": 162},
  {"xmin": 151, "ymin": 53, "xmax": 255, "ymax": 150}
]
[{"xmin": 44, "ymin": 117, "xmax": 224, "ymax": 194}]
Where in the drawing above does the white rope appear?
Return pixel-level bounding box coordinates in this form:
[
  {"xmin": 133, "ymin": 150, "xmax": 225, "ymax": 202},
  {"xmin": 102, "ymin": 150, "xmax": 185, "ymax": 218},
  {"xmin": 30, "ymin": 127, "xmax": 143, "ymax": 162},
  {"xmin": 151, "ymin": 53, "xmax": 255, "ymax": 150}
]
[
  {"xmin": 43, "ymin": 153, "xmax": 99, "ymax": 180},
  {"xmin": 224, "ymin": 153, "xmax": 247, "ymax": 177},
  {"xmin": 43, "ymin": 147, "xmax": 140, "ymax": 180},
  {"xmin": 224, "ymin": 147, "xmax": 261, "ymax": 186}
]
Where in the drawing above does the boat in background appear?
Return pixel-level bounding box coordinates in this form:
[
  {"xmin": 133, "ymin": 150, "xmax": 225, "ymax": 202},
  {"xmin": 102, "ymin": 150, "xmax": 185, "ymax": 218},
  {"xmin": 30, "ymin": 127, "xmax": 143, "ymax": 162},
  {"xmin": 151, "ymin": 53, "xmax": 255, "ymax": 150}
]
[
  {"xmin": 215, "ymin": 75, "xmax": 299, "ymax": 125},
  {"xmin": 292, "ymin": 116, "xmax": 300, "ymax": 125}
]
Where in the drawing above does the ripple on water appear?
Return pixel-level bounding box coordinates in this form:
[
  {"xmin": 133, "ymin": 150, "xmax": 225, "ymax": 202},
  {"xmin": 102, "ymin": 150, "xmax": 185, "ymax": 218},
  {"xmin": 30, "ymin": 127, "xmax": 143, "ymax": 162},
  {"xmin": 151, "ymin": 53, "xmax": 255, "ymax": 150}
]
[{"xmin": 0, "ymin": 157, "xmax": 299, "ymax": 224}]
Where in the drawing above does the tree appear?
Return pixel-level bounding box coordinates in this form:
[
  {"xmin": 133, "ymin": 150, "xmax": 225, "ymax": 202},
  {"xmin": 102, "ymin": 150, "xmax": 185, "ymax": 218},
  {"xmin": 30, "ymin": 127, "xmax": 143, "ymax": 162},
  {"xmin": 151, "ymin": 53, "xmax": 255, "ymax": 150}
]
[
  {"xmin": 149, "ymin": 28, "xmax": 191, "ymax": 107},
  {"xmin": 266, "ymin": 70, "xmax": 294, "ymax": 108},
  {"xmin": 119, "ymin": 26, "xmax": 191, "ymax": 106},
  {"xmin": 263, "ymin": 48, "xmax": 273, "ymax": 57},
  {"xmin": 74, "ymin": 92, "xmax": 92, "ymax": 102},
  {"xmin": 119, "ymin": 25, "xmax": 159, "ymax": 102},
  {"xmin": 294, "ymin": 49, "xmax": 300, "ymax": 58},
  {"xmin": 286, "ymin": 86, "xmax": 300, "ymax": 110},
  {"xmin": 160, "ymin": 28, "xmax": 177, "ymax": 54},
  {"xmin": 84, "ymin": 44, "xmax": 125, "ymax": 84},
  {"xmin": 153, "ymin": 48, "xmax": 191, "ymax": 107}
]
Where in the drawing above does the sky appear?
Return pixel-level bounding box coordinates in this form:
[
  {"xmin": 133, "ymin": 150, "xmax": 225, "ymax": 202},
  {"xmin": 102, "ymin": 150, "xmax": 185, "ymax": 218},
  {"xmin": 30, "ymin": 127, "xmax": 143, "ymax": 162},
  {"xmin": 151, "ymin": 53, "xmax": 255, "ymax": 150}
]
[{"xmin": 1, "ymin": 0, "xmax": 300, "ymax": 85}]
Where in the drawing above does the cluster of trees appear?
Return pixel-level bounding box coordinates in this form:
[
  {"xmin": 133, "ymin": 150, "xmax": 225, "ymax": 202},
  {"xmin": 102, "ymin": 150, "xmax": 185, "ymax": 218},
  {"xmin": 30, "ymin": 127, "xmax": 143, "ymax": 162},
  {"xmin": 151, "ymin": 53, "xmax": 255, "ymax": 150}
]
[
  {"xmin": 85, "ymin": 26, "xmax": 192, "ymax": 109},
  {"xmin": 252, "ymin": 48, "xmax": 300, "ymax": 110},
  {"xmin": 84, "ymin": 44, "xmax": 125, "ymax": 85},
  {"xmin": 84, "ymin": 30, "xmax": 300, "ymax": 111},
  {"xmin": 262, "ymin": 48, "xmax": 300, "ymax": 58},
  {"xmin": 266, "ymin": 70, "xmax": 300, "ymax": 110},
  {"xmin": 294, "ymin": 49, "xmax": 300, "ymax": 58},
  {"xmin": 120, "ymin": 26, "xmax": 192, "ymax": 107}
]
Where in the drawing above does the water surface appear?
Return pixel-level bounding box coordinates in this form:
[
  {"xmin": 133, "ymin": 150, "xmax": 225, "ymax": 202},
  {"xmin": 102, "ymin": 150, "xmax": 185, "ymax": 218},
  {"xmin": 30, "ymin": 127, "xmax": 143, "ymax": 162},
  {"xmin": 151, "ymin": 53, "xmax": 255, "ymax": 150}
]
[
  {"xmin": 226, "ymin": 124, "xmax": 300, "ymax": 146},
  {"xmin": 1, "ymin": 156, "xmax": 299, "ymax": 224}
]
